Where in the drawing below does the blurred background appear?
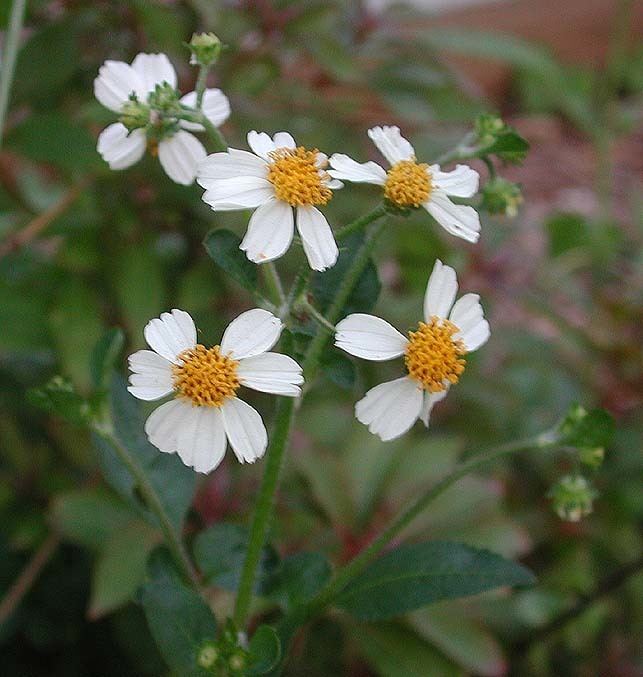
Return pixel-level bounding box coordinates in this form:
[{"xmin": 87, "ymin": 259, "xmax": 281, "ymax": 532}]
[{"xmin": 0, "ymin": 1, "xmax": 641, "ymax": 675}]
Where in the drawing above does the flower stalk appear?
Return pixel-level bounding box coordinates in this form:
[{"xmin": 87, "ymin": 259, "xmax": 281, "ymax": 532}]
[{"xmin": 0, "ymin": 0, "xmax": 27, "ymax": 149}]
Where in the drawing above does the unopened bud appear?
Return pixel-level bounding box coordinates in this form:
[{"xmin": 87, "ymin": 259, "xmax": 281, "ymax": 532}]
[
  {"xmin": 119, "ymin": 99, "xmax": 150, "ymax": 131},
  {"xmin": 188, "ymin": 32, "xmax": 223, "ymax": 67},
  {"xmin": 481, "ymin": 177, "xmax": 523, "ymax": 217},
  {"xmin": 197, "ymin": 643, "xmax": 218, "ymax": 669},
  {"xmin": 229, "ymin": 652, "xmax": 246, "ymax": 672},
  {"xmin": 579, "ymin": 446, "xmax": 605, "ymax": 469},
  {"xmin": 475, "ymin": 113, "xmax": 506, "ymax": 146},
  {"xmin": 549, "ymin": 475, "xmax": 597, "ymax": 522}
]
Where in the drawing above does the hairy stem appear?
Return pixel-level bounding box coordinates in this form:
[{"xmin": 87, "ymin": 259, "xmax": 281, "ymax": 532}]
[
  {"xmin": 263, "ymin": 261, "xmax": 286, "ymax": 308},
  {"xmin": 334, "ymin": 204, "xmax": 387, "ymax": 241},
  {"xmin": 0, "ymin": 0, "xmax": 27, "ymax": 149},
  {"xmin": 195, "ymin": 64, "xmax": 210, "ymax": 109}
]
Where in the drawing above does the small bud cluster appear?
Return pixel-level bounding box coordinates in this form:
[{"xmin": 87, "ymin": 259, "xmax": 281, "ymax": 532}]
[
  {"xmin": 195, "ymin": 620, "xmax": 248, "ymax": 675},
  {"xmin": 481, "ymin": 177, "xmax": 524, "ymax": 218},
  {"xmin": 548, "ymin": 475, "xmax": 597, "ymax": 522},
  {"xmin": 188, "ymin": 32, "xmax": 223, "ymax": 67}
]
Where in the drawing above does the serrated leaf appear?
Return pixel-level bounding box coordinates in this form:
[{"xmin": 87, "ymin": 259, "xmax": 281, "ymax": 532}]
[
  {"xmin": 90, "ymin": 328, "xmax": 125, "ymax": 391},
  {"xmin": 203, "ymin": 229, "xmax": 258, "ymax": 292},
  {"xmin": 140, "ymin": 550, "xmax": 217, "ymax": 677},
  {"xmin": 247, "ymin": 625, "xmax": 282, "ymax": 676},
  {"xmin": 336, "ymin": 542, "xmax": 535, "ymax": 620}
]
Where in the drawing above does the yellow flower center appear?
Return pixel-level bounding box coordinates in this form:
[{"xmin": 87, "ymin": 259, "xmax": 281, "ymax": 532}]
[
  {"xmin": 172, "ymin": 345, "xmax": 239, "ymax": 407},
  {"xmin": 384, "ymin": 159, "xmax": 432, "ymax": 208},
  {"xmin": 267, "ymin": 146, "xmax": 332, "ymax": 207},
  {"xmin": 404, "ymin": 317, "xmax": 466, "ymax": 392}
]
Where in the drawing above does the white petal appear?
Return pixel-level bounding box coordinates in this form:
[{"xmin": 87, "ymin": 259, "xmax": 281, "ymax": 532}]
[
  {"xmin": 94, "ymin": 60, "xmax": 144, "ymax": 112},
  {"xmin": 296, "ymin": 206, "xmax": 339, "ymax": 272},
  {"xmin": 197, "ymin": 148, "xmax": 268, "ymax": 184},
  {"xmin": 237, "ymin": 352, "xmax": 303, "ymax": 396},
  {"xmin": 158, "ymin": 131, "xmax": 207, "ymax": 185},
  {"xmin": 179, "ymin": 88, "xmax": 231, "ymax": 131},
  {"xmin": 221, "ymin": 398, "xmax": 268, "ymax": 464},
  {"xmin": 325, "ymin": 178, "xmax": 344, "ymax": 190},
  {"xmin": 449, "ymin": 293, "xmax": 490, "ymax": 352},
  {"xmin": 424, "ymin": 191, "xmax": 481, "ymax": 243},
  {"xmin": 201, "ymin": 176, "xmax": 274, "ymax": 211},
  {"xmin": 367, "ymin": 126, "xmax": 415, "ymax": 165},
  {"xmin": 144, "ymin": 309, "xmax": 197, "ymax": 363},
  {"xmin": 328, "ymin": 153, "xmax": 387, "ymax": 185},
  {"xmin": 97, "ymin": 124, "xmax": 146, "ymax": 170},
  {"xmin": 247, "ymin": 131, "xmax": 276, "ymax": 160},
  {"xmin": 272, "ymin": 131, "xmax": 296, "ymax": 149},
  {"xmin": 423, "ymin": 259, "xmax": 458, "ymax": 321},
  {"xmin": 240, "ymin": 199, "xmax": 294, "ymax": 264},
  {"xmin": 127, "ymin": 350, "xmax": 174, "ymax": 400},
  {"xmin": 175, "ymin": 406, "xmax": 226, "ymax": 473},
  {"xmin": 220, "ymin": 309, "xmax": 283, "ymax": 360},
  {"xmin": 420, "ymin": 389, "xmax": 448, "ymax": 427},
  {"xmin": 355, "ymin": 376, "xmax": 423, "ymax": 441},
  {"xmin": 430, "ymin": 164, "xmax": 479, "ymax": 198},
  {"xmin": 335, "ymin": 313, "xmax": 408, "ymax": 361},
  {"xmin": 131, "ymin": 53, "xmax": 177, "ymax": 94},
  {"xmin": 145, "ymin": 399, "xmax": 192, "ymax": 453}
]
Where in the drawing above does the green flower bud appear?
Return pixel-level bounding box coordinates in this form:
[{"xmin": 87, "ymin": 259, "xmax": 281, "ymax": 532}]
[
  {"xmin": 229, "ymin": 652, "xmax": 246, "ymax": 672},
  {"xmin": 197, "ymin": 643, "xmax": 218, "ymax": 669},
  {"xmin": 119, "ymin": 99, "xmax": 150, "ymax": 132},
  {"xmin": 148, "ymin": 82, "xmax": 181, "ymax": 115},
  {"xmin": 475, "ymin": 113, "xmax": 507, "ymax": 146},
  {"xmin": 548, "ymin": 475, "xmax": 597, "ymax": 522},
  {"xmin": 579, "ymin": 446, "xmax": 605, "ymax": 469},
  {"xmin": 188, "ymin": 32, "xmax": 223, "ymax": 67},
  {"xmin": 481, "ymin": 177, "xmax": 523, "ymax": 217}
]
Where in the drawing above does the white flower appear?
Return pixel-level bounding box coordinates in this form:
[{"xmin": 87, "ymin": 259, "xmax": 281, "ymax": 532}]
[
  {"xmin": 197, "ymin": 131, "xmax": 343, "ymax": 271},
  {"xmin": 328, "ymin": 125, "xmax": 481, "ymax": 243},
  {"xmin": 94, "ymin": 53, "xmax": 230, "ymax": 185},
  {"xmin": 128, "ymin": 308, "xmax": 303, "ymax": 473},
  {"xmin": 335, "ymin": 260, "xmax": 489, "ymax": 441}
]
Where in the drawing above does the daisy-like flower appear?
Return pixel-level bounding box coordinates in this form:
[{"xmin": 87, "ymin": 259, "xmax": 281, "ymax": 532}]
[
  {"xmin": 127, "ymin": 308, "xmax": 303, "ymax": 473},
  {"xmin": 94, "ymin": 53, "xmax": 230, "ymax": 185},
  {"xmin": 197, "ymin": 131, "xmax": 342, "ymax": 271},
  {"xmin": 335, "ymin": 260, "xmax": 489, "ymax": 441},
  {"xmin": 329, "ymin": 126, "xmax": 481, "ymax": 243}
]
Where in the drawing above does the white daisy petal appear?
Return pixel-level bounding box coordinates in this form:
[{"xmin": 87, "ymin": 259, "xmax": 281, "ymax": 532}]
[
  {"xmin": 424, "ymin": 191, "xmax": 481, "ymax": 243},
  {"xmin": 335, "ymin": 313, "xmax": 408, "ymax": 361},
  {"xmin": 144, "ymin": 309, "xmax": 197, "ymax": 363},
  {"xmin": 220, "ymin": 309, "xmax": 283, "ymax": 360},
  {"xmin": 197, "ymin": 148, "xmax": 268, "ymax": 184},
  {"xmin": 131, "ymin": 53, "xmax": 177, "ymax": 94},
  {"xmin": 158, "ymin": 130, "xmax": 207, "ymax": 185},
  {"xmin": 272, "ymin": 131, "xmax": 296, "ymax": 150},
  {"xmin": 201, "ymin": 176, "xmax": 274, "ymax": 211},
  {"xmin": 127, "ymin": 349, "xmax": 174, "ymax": 400},
  {"xmin": 328, "ymin": 153, "xmax": 387, "ymax": 185},
  {"xmin": 240, "ymin": 199, "xmax": 294, "ymax": 264},
  {"xmin": 94, "ymin": 60, "xmax": 144, "ymax": 112},
  {"xmin": 420, "ymin": 389, "xmax": 448, "ymax": 427},
  {"xmin": 367, "ymin": 125, "xmax": 415, "ymax": 165},
  {"xmin": 175, "ymin": 406, "xmax": 226, "ymax": 474},
  {"xmin": 430, "ymin": 164, "xmax": 479, "ymax": 198},
  {"xmin": 325, "ymin": 178, "xmax": 344, "ymax": 190},
  {"xmin": 449, "ymin": 293, "xmax": 490, "ymax": 351},
  {"xmin": 247, "ymin": 131, "xmax": 277, "ymax": 160},
  {"xmin": 97, "ymin": 124, "xmax": 146, "ymax": 170},
  {"xmin": 179, "ymin": 88, "xmax": 231, "ymax": 131},
  {"xmin": 145, "ymin": 399, "xmax": 192, "ymax": 453},
  {"xmin": 423, "ymin": 259, "xmax": 458, "ymax": 321},
  {"xmin": 175, "ymin": 405, "xmax": 203, "ymax": 469},
  {"xmin": 296, "ymin": 205, "xmax": 339, "ymax": 272},
  {"xmin": 237, "ymin": 352, "xmax": 303, "ymax": 396},
  {"xmin": 355, "ymin": 376, "xmax": 423, "ymax": 441},
  {"xmin": 221, "ymin": 398, "xmax": 268, "ymax": 463}
]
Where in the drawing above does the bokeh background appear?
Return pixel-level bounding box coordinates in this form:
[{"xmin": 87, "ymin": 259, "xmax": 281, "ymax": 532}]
[{"xmin": 1, "ymin": 1, "xmax": 642, "ymax": 675}]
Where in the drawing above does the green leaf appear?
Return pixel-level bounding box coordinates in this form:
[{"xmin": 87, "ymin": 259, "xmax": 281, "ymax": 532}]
[
  {"xmin": 203, "ymin": 229, "xmax": 258, "ymax": 292},
  {"xmin": 50, "ymin": 487, "xmax": 135, "ymax": 550},
  {"xmin": 319, "ymin": 350, "xmax": 356, "ymax": 390},
  {"xmin": 90, "ymin": 521, "xmax": 157, "ymax": 618},
  {"xmin": 263, "ymin": 552, "xmax": 332, "ymax": 609},
  {"xmin": 193, "ymin": 522, "xmax": 278, "ymax": 591},
  {"xmin": 27, "ymin": 376, "xmax": 90, "ymax": 425},
  {"xmin": 546, "ymin": 212, "xmax": 588, "ymax": 256},
  {"xmin": 558, "ymin": 404, "xmax": 615, "ymax": 451},
  {"xmin": 480, "ymin": 131, "xmax": 530, "ymax": 163},
  {"xmin": 93, "ymin": 377, "xmax": 196, "ymax": 531},
  {"xmin": 336, "ymin": 542, "xmax": 535, "ymax": 620},
  {"xmin": 90, "ymin": 328, "xmax": 125, "ymax": 391},
  {"xmin": 247, "ymin": 625, "xmax": 282, "ymax": 676},
  {"xmin": 140, "ymin": 550, "xmax": 217, "ymax": 676}
]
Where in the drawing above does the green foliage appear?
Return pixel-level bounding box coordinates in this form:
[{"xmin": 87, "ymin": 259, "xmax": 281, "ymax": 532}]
[
  {"xmin": 27, "ymin": 375, "xmax": 90, "ymax": 424},
  {"xmin": 263, "ymin": 551, "xmax": 332, "ymax": 609},
  {"xmin": 336, "ymin": 542, "xmax": 535, "ymax": 620},
  {"xmin": 557, "ymin": 404, "xmax": 615, "ymax": 454},
  {"xmin": 247, "ymin": 625, "xmax": 282, "ymax": 676},
  {"xmin": 203, "ymin": 229, "xmax": 258, "ymax": 293},
  {"xmin": 90, "ymin": 328, "xmax": 125, "ymax": 391}
]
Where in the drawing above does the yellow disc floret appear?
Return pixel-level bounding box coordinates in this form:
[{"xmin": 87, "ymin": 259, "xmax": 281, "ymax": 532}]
[
  {"xmin": 267, "ymin": 146, "xmax": 332, "ymax": 207},
  {"xmin": 172, "ymin": 345, "xmax": 239, "ymax": 407},
  {"xmin": 404, "ymin": 317, "xmax": 466, "ymax": 392},
  {"xmin": 384, "ymin": 159, "xmax": 431, "ymax": 208}
]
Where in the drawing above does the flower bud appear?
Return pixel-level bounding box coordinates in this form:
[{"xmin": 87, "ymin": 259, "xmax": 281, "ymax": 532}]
[
  {"xmin": 188, "ymin": 32, "xmax": 223, "ymax": 67},
  {"xmin": 119, "ymin": 98, "xmax": 150, "ymax": 132},
  {"xmin": 548, "ymin": 475, "xmax": 597, "ymax": 522},
  {"xmin": 197, "ymin": 643, "xmax": 218, "ymax": 669},
  {"xmin": 579, "ymin": 446, "xmax": 605, "ymax": 469},
  {"xmin": 229, "ymin": 652, "xmax": 246, "ymax": 672},
  {"xmin": 148, "ymin": 82, "xmax": 180, "ymax": 114},
  {"xmin": 475, "ymin": 113, "xmax": 507, "ymax": 146},
  {"xmin": 481, "ymin": 177, "xmax": 523, "ymax": 217}
]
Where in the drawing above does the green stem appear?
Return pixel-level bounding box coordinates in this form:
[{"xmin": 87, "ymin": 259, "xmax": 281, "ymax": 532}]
[
  {"xmin": 92, "ymin": 423, "xmax": 200, "ymax": 588},
  {"xmin": 434, "ymin": 131, "xmax": 478, "ymax": 165},
  {"xmin": 0, "ymin": 0, "xmax": 27, "ymax": 149},
  {"xmin": 195, "ymin": 64, "xmax": 210, "ymax": 109},
  {"xmin": 299, "ymin": 299, "xmax": 336, "ymax": 332},
  {"xmin": 335, "ymin": 204, "xmax": 387, "ymax": 241},
  {"xmin": 201, "ymin": 117, "xmax": 228, "ymax": 152},
  {"xmin": 233, "ymin": 392, "xmax": 297, "ymax": 628},
  {"xmin": 263, "ymin": 261, "xmax": 286, "ymax": 308}
]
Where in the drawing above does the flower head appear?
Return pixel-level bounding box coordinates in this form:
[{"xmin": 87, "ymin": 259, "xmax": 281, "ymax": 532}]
[
  {"xmin": 94, "ymin": 53, "xmax": 230, "ymax": 185},
  {"xmin": 128, "ymin": 308, "xmax": 303, "ymax": 473},
  {"xmin": 197, "ymin": 131, "xmax": 342, "ymax": 271},
  {"xmin": 334, "ymin": 260, "xmax": 489, "ymax": 440},
  {"xmin": 329, "ymin": 126, "xmax": 481, "ymax": 243}
]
